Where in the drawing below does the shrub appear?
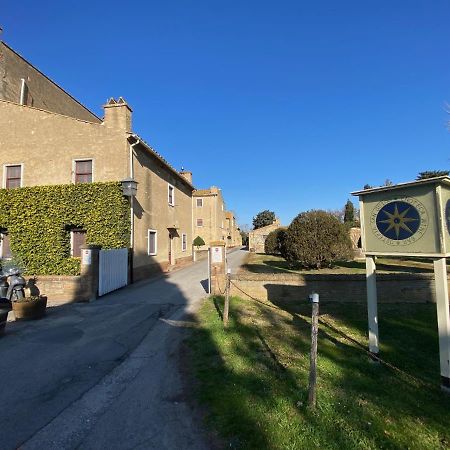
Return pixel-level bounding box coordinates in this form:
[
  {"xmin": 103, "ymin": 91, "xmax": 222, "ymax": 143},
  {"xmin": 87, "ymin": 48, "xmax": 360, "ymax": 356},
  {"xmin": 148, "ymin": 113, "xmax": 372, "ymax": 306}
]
[
  {"xmin": 283, "ymin": 210, "xmax": 353, "ymax": 269},
  {"xmin": 264, "ymin": 228, "xmax": 287, "ymax": 255},
  {"xmin": 193, "ymin": 236, "xmax": 205, "ymax": 248},
  {"xmin": 0, "ymin": 182, "xmax": 130, "ymax": 275}
]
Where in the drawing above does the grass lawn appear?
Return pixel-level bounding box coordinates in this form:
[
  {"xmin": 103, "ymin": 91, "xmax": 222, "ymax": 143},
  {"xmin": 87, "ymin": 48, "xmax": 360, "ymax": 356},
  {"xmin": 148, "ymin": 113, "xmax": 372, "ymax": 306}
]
[
  {"xmin": 188, "ymin": 296, "xmax": 450, "ymax": 449},
  {"xmin": 241, "ymin": 252, "xmax": 440, "ymax": 275}
]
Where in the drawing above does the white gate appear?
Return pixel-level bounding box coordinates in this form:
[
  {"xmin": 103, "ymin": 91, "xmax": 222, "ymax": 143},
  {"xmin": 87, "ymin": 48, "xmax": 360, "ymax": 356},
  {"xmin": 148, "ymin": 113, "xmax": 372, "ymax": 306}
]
[{"xmin": 98, "ymin": 248, "xmax": 128, "ymax": 296}]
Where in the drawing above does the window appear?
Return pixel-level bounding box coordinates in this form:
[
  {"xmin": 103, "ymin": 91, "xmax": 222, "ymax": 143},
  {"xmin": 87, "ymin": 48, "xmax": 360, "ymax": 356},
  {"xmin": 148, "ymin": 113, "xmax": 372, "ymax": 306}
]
[
  {"xmin": 196, "ymin": 218, "xmax": 203, "ymax": 227},
  {"xmin": 74, "ymin": 159, "xmax": 93, "ymax": 184},
  {"xmin": 71, "ymin": 229, "xmax": 86, "ymax": 257},
  {"xmin": 0, "ymin": 230, "xmax": 12, "ymax": 259},
  {"xmin": 148, "ymin": 229, "xmax": 157, "ymax": 255},
  {"xmin": 182, "ymin": 233, "xmax": 187, "ymax": 252},
  {"xmin": 168, "ymin": 184, "xmax": 175, "ymax": 206},
  {"xmin": 196, "ymin": 198, "xmax": 203, "ymax": 207},
  {"xmin": 4, "ymin": 164, "xmax": 22, "ymax": 188}
]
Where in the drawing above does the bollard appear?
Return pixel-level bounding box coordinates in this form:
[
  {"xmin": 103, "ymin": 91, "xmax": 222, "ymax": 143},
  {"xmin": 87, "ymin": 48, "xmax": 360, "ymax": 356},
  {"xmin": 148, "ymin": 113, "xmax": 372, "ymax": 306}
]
[
  {"xmin": 308, "ymin": 292, "xmax": 319, "ymax": 408},
  {"xmin": 223, "ymin": 269, "xmax": 231, "ymax": 328}
]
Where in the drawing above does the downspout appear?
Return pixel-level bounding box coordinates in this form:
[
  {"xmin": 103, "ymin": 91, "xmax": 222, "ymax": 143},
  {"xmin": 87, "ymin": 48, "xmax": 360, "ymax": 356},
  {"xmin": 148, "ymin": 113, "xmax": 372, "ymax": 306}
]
[{"xmin": 129, "ymin": 139, "xmax": 140, "ymax": 280}]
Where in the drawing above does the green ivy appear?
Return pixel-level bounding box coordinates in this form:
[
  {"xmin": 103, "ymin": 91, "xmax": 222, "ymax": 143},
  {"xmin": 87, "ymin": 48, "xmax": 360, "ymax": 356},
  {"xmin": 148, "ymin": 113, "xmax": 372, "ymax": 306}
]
[{"xmin": 0, "ymin": 182, "xmax": 130, "ymax": 275}]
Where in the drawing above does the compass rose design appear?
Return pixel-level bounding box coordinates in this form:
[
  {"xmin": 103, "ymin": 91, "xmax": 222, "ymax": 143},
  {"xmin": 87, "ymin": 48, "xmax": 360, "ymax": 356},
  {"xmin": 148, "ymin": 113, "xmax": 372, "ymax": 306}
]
[{"xmin": 376, "ymin": 201, "xmax": 421, "ymax": 240}]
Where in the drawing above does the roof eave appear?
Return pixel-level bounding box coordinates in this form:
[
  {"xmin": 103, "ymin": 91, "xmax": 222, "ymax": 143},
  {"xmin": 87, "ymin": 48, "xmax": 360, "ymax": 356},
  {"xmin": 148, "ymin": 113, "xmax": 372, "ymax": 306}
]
[
  {"xmin": 351, "ymin": 176, "xmax": 450, "ymax": 197},
  {"xmin": 128, "ymin": 134, "xmax": 195, "ymax": 190}
]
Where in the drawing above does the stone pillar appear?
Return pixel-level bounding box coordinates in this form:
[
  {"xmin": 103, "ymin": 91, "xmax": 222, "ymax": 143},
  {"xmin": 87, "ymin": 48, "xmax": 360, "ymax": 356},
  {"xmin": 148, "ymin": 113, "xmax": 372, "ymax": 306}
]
[
  {"xmin": 209, "ymin": 241, "xmax": 227, "ymax": 295},
  {"xmin": 80, "ymin": 245, "xmax": 101, "ymax": 302}
]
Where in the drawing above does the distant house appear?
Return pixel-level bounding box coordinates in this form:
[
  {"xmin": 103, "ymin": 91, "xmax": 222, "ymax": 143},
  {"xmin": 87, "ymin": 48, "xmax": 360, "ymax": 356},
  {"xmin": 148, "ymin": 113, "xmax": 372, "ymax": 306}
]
[
  {"xmin": 225, "ymin": 211, "xmax": 242, "ymax": 247},
  {"xmin": 249, "ymin": 219, "xmax": 281, "ymax": 253},
  {"xmin": 193, "ymin": 186, "xmax": 227, "ymax": 246},
  {"xmin": 0, "ymin": 41, "xmax": 194, "ymax": 280}
]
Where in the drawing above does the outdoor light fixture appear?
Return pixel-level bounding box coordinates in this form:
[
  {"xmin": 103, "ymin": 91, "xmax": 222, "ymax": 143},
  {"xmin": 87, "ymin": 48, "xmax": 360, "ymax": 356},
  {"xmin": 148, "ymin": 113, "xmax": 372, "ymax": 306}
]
[{"xmin": 121, "ymin": 177, "xmax": 138, "ymax": 197}]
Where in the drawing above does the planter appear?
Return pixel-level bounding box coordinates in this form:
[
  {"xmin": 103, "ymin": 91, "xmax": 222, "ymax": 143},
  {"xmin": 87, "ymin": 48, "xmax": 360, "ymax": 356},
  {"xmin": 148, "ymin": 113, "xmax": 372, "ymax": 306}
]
[{"xmin": 12, "ymin": 296, "xmax": 47, "ymax": 320}]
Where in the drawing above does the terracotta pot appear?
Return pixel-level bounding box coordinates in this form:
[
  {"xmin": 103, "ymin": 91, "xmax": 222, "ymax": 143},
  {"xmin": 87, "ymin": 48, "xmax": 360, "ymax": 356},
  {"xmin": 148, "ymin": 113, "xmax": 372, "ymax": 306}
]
[{"xmin": 12, "ymin": 296, "xmax": 47, "ymax": 320}]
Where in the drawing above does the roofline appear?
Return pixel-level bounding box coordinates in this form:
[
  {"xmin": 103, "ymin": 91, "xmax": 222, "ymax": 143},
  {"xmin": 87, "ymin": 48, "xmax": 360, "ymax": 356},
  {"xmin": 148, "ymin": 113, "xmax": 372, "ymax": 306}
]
[
  {"xmin": 351, "ymin": 176, "xmax": 450, "ymax": 196},
  {"xmin": 1, "ymin": 41, "xmax": 101, "ymax": 122},
  {"xmin": 128, "ymin": 134, "xmax": 195, "ymax": 190}
]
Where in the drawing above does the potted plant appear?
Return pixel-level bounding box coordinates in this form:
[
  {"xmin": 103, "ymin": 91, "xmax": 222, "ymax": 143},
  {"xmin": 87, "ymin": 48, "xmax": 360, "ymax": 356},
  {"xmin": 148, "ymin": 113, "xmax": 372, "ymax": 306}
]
[{"xmin": 12, "ymin": 295, "xmax": 47, "ymax": 320}]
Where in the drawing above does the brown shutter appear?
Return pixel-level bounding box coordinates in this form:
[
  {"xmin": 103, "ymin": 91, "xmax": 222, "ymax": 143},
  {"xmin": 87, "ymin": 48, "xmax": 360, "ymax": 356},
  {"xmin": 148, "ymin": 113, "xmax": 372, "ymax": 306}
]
[{"xmin": 72, "ymin": 230, "xmax": 86, "ymax": 257}]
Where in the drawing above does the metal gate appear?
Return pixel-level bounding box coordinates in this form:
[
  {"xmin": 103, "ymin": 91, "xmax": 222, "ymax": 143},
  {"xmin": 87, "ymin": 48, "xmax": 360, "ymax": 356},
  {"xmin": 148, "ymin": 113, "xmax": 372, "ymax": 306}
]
[{"xmin": 98, "ymin": 248, "xmax": 128, "ymax": 296}]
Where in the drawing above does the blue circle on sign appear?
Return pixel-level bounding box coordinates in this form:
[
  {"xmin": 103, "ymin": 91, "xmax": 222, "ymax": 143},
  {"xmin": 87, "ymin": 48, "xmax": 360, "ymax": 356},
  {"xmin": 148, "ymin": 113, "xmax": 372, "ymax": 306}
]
[{"xmin": 376, "ymin": 201, "xmax": 421, "ymax": 240}]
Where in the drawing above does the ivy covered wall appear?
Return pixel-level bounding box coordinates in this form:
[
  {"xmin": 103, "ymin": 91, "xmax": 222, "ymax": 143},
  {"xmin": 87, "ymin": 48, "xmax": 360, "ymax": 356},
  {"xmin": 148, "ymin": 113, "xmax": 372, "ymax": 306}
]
[{"xmin": 0, "ymin": 182, "xmax": 130, "ymax": 275}]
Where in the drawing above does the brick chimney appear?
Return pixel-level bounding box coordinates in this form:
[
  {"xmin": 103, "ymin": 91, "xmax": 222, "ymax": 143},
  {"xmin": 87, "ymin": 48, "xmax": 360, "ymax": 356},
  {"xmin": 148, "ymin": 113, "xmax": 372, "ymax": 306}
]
[
  {"xmin": 103, "ymin": 97, "xmax": 132, "ymax": 131},
  {"xmin": 179, "ymin": 170, "xmax": 193, "ymax": 184}
]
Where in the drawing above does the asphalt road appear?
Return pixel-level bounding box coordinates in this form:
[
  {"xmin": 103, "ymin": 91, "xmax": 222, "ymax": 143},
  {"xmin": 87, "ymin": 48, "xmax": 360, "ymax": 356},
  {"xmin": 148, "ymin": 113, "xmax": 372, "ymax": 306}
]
[{"xmin": 0, "ymin": 248, "xmax": 248, "ymax": 450}]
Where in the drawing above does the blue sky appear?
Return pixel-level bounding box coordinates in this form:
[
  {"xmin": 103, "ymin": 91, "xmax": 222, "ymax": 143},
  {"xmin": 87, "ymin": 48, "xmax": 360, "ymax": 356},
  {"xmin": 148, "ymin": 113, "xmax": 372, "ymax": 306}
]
[{"xmin": 3, "ymin": 1, "xmax": 450, "ymax": 227}]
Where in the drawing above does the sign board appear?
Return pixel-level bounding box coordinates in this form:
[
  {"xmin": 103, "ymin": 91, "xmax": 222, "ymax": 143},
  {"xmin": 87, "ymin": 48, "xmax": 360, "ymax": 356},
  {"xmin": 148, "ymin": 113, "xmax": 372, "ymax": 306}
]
[
  {"xmin": 352, "ymin": 177, "xmax": 450, "ymax": 257},
  {"xmin": 81, "ymin": 249, "xmax": 92, "ymax": 265},
  {"xmin": 211, "ymin": 246, "xmax": 223, "ymax": 263},
  {"xmin": 352, "ymin": 176, "xmax": 450, "ymax": 390}
]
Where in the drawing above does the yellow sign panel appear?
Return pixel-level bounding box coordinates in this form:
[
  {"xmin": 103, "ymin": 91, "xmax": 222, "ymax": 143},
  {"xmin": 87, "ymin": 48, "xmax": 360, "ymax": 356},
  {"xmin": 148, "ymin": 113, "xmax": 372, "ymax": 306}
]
[{"xmin": 352, "ymin": 177, "xmax": 449, "ymax": 257}]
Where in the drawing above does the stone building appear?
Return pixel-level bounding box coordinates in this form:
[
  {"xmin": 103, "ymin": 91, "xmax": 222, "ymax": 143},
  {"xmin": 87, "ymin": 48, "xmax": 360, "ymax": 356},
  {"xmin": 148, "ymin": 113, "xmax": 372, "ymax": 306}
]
[
  {"xmin": 248, "ymin": 219, "xmax": 281, "ymax": 253},
  {"xmin": 192, "ymin": 187, "xmax": 227, "ymax": 246},
  {"xmin": 225, "ymin": 211, "xmax": 242, "ymax": 247},
  {"xmin": 0, "ymin": 41, "xmax": 194, "ymax": 280}
]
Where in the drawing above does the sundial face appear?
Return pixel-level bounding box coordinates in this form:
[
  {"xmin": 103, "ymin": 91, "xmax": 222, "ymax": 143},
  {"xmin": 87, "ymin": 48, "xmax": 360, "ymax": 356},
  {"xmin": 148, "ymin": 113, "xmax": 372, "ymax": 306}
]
[{"xmin": 370, "ymin": 197, "xmax": 428, "ymax": 246}]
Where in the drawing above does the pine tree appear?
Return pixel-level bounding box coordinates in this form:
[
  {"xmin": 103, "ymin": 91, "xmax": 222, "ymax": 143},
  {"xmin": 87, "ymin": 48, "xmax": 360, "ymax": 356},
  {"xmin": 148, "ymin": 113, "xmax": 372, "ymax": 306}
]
[{"xmin": 343, "ymin": 200, "xmax": 354, "ymax": 224}]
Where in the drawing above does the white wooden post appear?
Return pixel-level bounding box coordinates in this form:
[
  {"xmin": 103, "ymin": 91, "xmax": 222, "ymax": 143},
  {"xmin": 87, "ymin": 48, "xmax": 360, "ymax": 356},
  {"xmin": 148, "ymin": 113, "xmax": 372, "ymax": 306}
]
[
  {"xmin": 433, "ymin": 257, "xmax": 450, "ymax": 391},
  {"xmin": 366, "ymin": 256, "xmax": 379, "ymax": 355}
]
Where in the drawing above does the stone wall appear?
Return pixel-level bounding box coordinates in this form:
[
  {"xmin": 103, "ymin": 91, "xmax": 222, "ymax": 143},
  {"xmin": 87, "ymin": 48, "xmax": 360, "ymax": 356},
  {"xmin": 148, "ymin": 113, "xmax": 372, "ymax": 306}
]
[
  {"xmin": 248, "ymin": 219, "xmax": 281, "ymax": 253},
  {"xmin": 28, "ymin": 275, "xmax": 89, "ymax": 306},
  {"xmin": 230, "ymin": 272, "xmax": 442, "ymax": 304}
]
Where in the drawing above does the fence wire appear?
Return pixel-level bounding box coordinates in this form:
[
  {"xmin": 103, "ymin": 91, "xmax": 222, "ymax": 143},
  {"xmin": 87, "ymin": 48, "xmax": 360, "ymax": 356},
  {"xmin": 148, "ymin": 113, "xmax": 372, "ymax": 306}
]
[{"xmin": 226, "ymin": 278, "xmax": 437, "ymax": 392}]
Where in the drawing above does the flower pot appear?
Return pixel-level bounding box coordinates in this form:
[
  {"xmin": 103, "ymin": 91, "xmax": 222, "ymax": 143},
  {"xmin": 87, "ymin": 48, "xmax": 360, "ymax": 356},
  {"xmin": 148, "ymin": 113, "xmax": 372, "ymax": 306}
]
[{"xmin": 12, "ymin": 296, "xmax": 47, "ymax": 320}]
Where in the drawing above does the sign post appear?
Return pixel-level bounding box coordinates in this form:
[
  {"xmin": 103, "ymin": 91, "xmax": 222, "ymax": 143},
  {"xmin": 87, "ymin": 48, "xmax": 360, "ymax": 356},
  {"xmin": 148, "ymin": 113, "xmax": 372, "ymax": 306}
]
[
  {"xmin": 353, "ymin": 176, "xmax": 450, "ymax": 391},
  {"xmin": 209, "ymin": 241, "xmax": 227, "ymax": 296}
]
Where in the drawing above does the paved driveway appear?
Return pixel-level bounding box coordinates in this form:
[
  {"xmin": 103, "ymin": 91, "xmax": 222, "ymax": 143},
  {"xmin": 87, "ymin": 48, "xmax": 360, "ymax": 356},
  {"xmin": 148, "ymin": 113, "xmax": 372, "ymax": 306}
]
[{"xmin": 0, "ymin": 248, "xmax": 248, "ymax": 450}]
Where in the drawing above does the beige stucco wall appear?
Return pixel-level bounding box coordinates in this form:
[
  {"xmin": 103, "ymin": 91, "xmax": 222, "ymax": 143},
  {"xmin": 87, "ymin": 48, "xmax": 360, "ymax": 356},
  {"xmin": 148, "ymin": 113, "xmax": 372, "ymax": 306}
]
[
  {"xmin": 0, "ymin": 99, "xmax": 194, "ymax": 279},
  {"xmin": 0, "ymin": 100, "xmax": 128, "ymax": 186},
  {"xmin": 133, "ymin": 146, "xmax": 193, "ymax": 277},
  {"xmin": 193, "ymin": 188, "xmax": 226, "ymax": 246},
  {"xmin": 0, "ymin": 42, "xmax": 100, "ymax": 123},
  {"xmin": 225, "ymin": 211, "xmax": 242, "ymax": 247}
]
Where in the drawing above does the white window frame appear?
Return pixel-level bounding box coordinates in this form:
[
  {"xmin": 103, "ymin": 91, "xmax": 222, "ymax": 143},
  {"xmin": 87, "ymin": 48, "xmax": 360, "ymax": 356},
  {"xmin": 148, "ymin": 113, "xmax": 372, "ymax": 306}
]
[
  {"xmin": 148, "ymin": 229, "xmax": 158, "ymax": 256},
  {"xmin": 168, "ymin": 184, "xmax": 175, "ymax": 206},
  {"xmin": 182, "ymin": 233, "xmax": 187, "ymax": 252},
  {"xmin": 196, "ymin": 218, "xmax": 203, "ymax": 227},
  {"xmin": 3, "ymin": 163, "xmax": 24, "ymax": 188},
  {"xmin": 196, "ymin": 198, "xmax": 203, "ymax": 207},
  {"xmin": 0, "ymin": 232, "xmax": 11, "ymax": 260},
  {"xmin": 72, "ymin": 158, "xmax": 94, "ymax": 184}
]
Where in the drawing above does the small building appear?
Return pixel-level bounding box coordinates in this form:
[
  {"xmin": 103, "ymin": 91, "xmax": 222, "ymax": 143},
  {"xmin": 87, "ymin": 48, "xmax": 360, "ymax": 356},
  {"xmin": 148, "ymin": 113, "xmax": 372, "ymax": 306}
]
[{"xmin": 248, "ymin": 219, "xmax": 281, "ymax": 253}]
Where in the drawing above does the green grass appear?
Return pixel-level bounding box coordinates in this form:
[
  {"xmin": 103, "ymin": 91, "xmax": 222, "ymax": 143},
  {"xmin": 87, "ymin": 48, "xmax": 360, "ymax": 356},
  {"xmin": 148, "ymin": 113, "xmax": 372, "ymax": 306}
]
[
  {"xmin": 241, "ymin": 252, "xmax": 439, "ymax": 275},
  {"xmin": 188, "ymin": 297, "xmax": 450, "ymax": 449}
]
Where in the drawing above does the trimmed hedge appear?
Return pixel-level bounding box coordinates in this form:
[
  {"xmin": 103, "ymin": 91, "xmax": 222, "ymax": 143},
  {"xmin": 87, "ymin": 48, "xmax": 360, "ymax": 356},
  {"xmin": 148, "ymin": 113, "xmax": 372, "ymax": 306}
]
[
  {"xmin": 0, "ymin": 182, "xmax": 130, "ymax": 275},
  {"xmin": 283, "ymin": 210, "xmax": 353, "ymax": 269}
]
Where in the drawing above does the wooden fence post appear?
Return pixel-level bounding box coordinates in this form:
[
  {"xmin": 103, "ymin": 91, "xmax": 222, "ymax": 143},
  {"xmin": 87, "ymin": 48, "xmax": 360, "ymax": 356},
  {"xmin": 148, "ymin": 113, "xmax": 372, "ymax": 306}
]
[
  {"xmin": 223, "ymin": 269, "xmax": 231, "ymax": 328},
  {"xmin": 308, "ymin": 292, "xmax": 319, "ymax": 408}
]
